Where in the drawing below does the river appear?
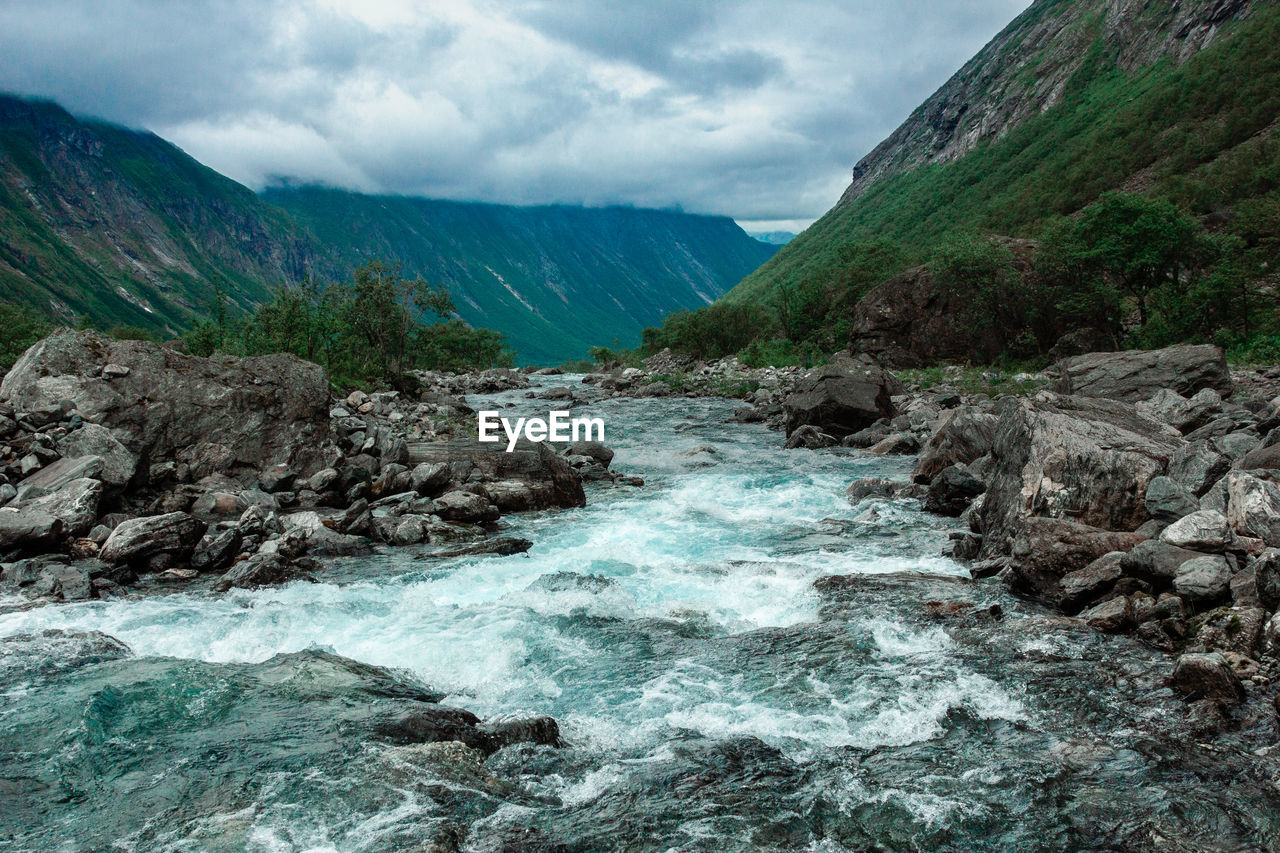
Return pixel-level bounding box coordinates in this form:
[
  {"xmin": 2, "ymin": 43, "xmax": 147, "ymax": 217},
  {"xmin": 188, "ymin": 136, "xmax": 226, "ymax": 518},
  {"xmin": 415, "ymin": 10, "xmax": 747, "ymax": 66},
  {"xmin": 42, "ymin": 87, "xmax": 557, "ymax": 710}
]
[{"xmin": 2, "ymin": 376, "xmax": 1278, "ymax": 851}]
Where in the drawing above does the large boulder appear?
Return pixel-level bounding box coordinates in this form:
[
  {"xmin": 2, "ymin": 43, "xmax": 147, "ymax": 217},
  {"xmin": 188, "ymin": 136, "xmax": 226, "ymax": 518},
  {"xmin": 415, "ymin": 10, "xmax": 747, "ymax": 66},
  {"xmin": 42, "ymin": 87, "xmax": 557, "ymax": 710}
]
[
  {"xmin": 976, "ymin": 394, "xmax": 1184, "ymax": 560},
  {"xmin": 783, "ymin": 355, "xmax": 898, "ymax": 439},
  {"xmin": 1170, "ymin": 652, "xmax": 1245, "ymax": 703},
  {"xmin": 1, "ymin": 330, "xmax": 331, "ymax": 478},
  {"xmin": 17, "ymin": 478, "xmax": 103, "ymax": 538},
  {"xmin": 0, "ymin": 508, "xmax": 63, "ymax": 552},
  {"xmin": 1053, "ymin": 344, "xmax": 1232, "ymax": 403},
  {"xmin": 99, "ymin": 512, "xmax": 207, "ymax": 566},
  {"xmin": 1005, "ymin": 517, "xmax": 1146, "ymax": 600},
  {"xmin": 13, "ymin": 455, "xmax": 104, "ymax": 502},
  {"xmin": 406, "ymin": 438, "xmax": 584, "ymax": 510},
  {"xmin": 1225, "ymin": 471, "xmax": 1280, "ymax": 546},
  {"xmin": 56, "ymin": 423, "xmax": 136, "ymax": 488},
  {"xmin": 911, "ymin": 406, "xmax": 999, "ymax": 484}
]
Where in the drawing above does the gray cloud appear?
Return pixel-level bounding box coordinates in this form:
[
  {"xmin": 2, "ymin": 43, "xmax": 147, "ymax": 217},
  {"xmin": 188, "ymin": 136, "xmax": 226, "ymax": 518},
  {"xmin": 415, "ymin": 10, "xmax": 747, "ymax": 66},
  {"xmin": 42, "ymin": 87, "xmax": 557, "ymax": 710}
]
[{"xmin": 0, "ymin": 0, "xmax": 1030, "ymax": 227}]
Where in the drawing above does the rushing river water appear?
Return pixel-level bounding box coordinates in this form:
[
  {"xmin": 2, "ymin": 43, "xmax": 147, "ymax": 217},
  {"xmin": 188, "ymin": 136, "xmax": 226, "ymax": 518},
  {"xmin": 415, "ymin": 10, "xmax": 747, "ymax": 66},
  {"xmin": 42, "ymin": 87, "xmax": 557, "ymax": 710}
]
[{"xmin": 3, "ymin": 377, "xmax": 1280, "ymax": 852}]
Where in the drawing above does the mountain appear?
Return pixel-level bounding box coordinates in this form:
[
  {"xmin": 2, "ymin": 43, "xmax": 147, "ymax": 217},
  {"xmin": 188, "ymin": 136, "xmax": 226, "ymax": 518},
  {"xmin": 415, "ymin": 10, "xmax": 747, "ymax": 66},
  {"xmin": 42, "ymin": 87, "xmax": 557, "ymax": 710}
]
[
  {"xmin": 265, "ymin": 189, "xmax": 776, "ymax": 365},
  {"xmin": 746, "ymin": 231, "xmax": 796, "ymax": 246},
  {"xmin": 0, "ymin": 95, "xmax": 776, "ymax": 364},
  {"xmin": 0, "ymin": 96, "xmax": 308, "ymax": 332},
  {"xmin": 729, "ymin": 0, "xmax": 1279, "ymax": 307}
]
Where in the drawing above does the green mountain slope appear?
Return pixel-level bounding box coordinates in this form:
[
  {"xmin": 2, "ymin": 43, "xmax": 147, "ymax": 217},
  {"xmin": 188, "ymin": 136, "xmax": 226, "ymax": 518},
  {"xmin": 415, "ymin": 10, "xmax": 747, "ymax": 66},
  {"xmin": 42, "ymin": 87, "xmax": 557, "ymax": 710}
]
[
  {"xmin": 0, "ymin": 94, "xmax": 776, "ymax": 364},
  {"xmin": 265, "ymin": 188, "xmax": 776, "ymax": 365},
  {"xmin": 0, "ymin": 96, "xmax": 306, "ymax": 333},
  {"xmin": 728, "ymin": 0, "xmax": 1278, "ymax": 307}
]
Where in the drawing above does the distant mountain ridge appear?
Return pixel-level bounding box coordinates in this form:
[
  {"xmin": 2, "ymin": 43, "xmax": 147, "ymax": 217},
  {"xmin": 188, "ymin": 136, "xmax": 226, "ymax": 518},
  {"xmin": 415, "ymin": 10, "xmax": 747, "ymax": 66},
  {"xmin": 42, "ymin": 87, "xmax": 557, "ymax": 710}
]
[{"xmin": 0, "ymin": 94, "xmax": 776, "ymax": 364}]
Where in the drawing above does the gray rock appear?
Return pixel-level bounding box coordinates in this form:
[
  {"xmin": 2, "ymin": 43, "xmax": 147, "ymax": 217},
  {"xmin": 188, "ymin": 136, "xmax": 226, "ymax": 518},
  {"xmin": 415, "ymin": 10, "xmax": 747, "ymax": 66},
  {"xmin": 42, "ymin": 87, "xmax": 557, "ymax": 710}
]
[
  {"xmin": 1144, "ymin": 476, "xmax": 1199, "ymax": 523},
  {"xmin": 406, "ymin": 438, "xmax": 584, "ymax": 510},
  {"xmin": 1173, "ymin": 555, "xmax": 1233, "ymax": 603},
  {"xmin": 1059, "ymin": 551, "xmax": 1125, "ymax": 612},
  {"xmin": 1080, "ymin": 595, "xmax": 1131, "ymax": 633},
  {"xmin": 14, "ymin": 455, "xmax": 104, "ymax": 502},
  {"xmin": 1193, "ymin": 607, "xmax": 1267, "ymax": 657},
  {"xmin": 409, "ymin": 462, "xmax": 452, "ymax": 497},
  {"xmin": 434, "ymin": 490, "xmax": 499, "ymax": 523},
  {"xmin": 783, "ymin": 355, "xmax": 898, "ymax": 439},
  {"xmin": 214, "ymin": 553, "xmax": 313, "ymax": 591},
  {"xmin": 99, "ymin": 512, "xmax": 207, "ymax": 565},
  {"xmin": 258, "ymin": 464, "xmax": 296, "ymax": 493},
  {"xmin": 1005, "ymin": 517, "xmax": 1145, "ymax": 600},
  {"xmin": 976, "ymin": 394, "xmax": 1182, "ymax": 562},
  {"xmin": 307, "ymin": 467, "xmax": 340, "ymax": 492},
  {"xmin": 18, "ymin": 478, "xmax": 103, "ymax": 538},
  {"xmin": 924, "ymin": 465, "xmax": 985, "ymax": 517},
  {"xmin": 1159, "ymin": 510, "xmax": 1234, "ymax": 552},
  {"xmin": 784, "ymin": 424, "xmax": 838, "ymax": 449},
  {"xmin": 57, "ymin": 423, "xmax": 136, "ymax": 488},
  {"xmin": 846, "ymin": 477, "xmax": 899, "ymax": 504},
  {"xmin": 391, "ymin": 514, "xmax": 429, "ymax": 545},
  {"xmin": 190, "ymin": 527, "xmax": 243, "ymax": 573},
  {"xmin": 1216, "ymin": 430, "xmax": 1260, "ymax": 462},
  {"xmin": 1237, "ymin": 442, "xmax": 1280, "ymax": 471},
  {"xmin": 1119, "ymin": 539, "xmax": 1201, "ymax": 582},
  {"xmin": 0, "ymin": 508, "xmax": 63, "ymax": 552},
  {"xmin": 1225, "ymin": 471, "xmax": 1280, "ymax": 545},
  {"xmin": 1169, "ymin": 441, "xmax": 1231, "ymax": 497},
  {"xmin": 1, "ymin": 330, "xmax": 331, "ymax": 477},
  {"xmin": 1054, "ymin": 344, "xmax": 1232, "ymax": 402},
  {"xmin": 1250, "ymin": 549, "xmax": 1280, "ymax": 610},
  {"xmin": 564, "ymin": 441, "xmax": 614, "ymax": 467},
  {"xmin": 1170, "ymin": 652, "xmax": 1245, "ymax": 702}
]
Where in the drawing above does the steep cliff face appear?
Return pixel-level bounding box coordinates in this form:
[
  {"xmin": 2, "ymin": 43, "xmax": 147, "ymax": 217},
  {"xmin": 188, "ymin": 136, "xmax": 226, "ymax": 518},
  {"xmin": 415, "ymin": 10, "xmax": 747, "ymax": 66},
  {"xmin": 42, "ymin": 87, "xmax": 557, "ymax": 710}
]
[
  {"xmin": 728, "ymin": 0, "xmax": 1279, "ymax": 313},
  {"xmin": 0, "ymin": 95, "xmax": 776, "ymax": 363},
  {"xmin": 840, "ymin": 0, "xmax": 1253, "ymax": 204}
]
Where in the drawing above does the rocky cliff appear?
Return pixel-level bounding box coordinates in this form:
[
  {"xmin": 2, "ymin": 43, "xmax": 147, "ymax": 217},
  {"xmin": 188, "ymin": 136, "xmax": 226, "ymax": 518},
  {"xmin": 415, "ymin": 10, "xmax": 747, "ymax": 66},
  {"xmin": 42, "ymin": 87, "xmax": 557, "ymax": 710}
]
[
  {"xmin": 840, "ymin": 0, "xmax": 1253, "ymax": 203},
  {"xmin": 728, "ymin": 0, "xmax": 1278, "ymax": 308}
]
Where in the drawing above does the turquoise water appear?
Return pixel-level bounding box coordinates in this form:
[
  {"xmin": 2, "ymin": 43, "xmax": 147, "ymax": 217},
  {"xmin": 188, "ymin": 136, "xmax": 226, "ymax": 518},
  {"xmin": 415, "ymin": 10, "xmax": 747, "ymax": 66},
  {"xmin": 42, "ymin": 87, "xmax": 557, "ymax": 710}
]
[{"xmin": 2, "ymin": 379, "xmax": 1278, "ymax": 851}]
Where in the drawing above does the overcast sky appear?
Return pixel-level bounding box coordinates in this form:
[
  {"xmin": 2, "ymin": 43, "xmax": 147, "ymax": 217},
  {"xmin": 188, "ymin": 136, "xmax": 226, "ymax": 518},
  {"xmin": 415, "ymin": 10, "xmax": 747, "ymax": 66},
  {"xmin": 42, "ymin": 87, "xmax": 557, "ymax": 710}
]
[{"xmin": 0, "ymin": 0, "xmax": 1029, "ymax": 232}]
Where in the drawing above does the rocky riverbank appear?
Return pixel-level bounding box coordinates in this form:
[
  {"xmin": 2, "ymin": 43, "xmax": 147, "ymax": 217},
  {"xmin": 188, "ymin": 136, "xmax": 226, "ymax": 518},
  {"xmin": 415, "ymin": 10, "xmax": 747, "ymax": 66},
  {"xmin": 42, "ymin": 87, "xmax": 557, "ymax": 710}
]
[
  {"xmin": 0, "ymin": 330, "xmax": 633, "ymax": 603},
  {"xmin": 653, "ymin": 342, "xmax": 1280, "ymax": 737}
]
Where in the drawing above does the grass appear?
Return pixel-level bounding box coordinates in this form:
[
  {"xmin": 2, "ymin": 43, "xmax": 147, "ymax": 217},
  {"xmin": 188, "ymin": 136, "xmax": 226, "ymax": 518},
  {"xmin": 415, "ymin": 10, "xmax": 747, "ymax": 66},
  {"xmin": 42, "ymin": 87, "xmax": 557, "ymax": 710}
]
[{"xmin": 729, "ymin": 1, "xmax": 1280, "ymax": 309}]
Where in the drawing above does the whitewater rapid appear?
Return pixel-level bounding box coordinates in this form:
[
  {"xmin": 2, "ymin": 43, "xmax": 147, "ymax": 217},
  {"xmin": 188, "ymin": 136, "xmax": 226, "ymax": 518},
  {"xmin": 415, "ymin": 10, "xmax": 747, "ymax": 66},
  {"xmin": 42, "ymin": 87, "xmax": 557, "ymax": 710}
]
[{"xmin": 4, "ymin": 377, "xmax": 1275, "ymax": 852}]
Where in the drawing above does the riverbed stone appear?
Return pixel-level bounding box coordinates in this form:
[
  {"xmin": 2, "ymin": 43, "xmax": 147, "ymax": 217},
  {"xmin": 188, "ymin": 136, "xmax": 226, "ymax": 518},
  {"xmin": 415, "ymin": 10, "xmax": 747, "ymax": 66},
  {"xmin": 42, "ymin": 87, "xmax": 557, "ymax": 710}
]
[
  {"xmin": 1054, "ymin": 344, "xmax": 1232, "ymax": 402},
  {"xmin": 1144, "ymin": 476, "xmax": 1200, "ymax": 523},
  {"xmin": 99, "ymin": 512, "xmax": 207, "ymax": 566},
  {"xmin": 1171, "ymin": 652, "xmax": 1246, "ymax": 702},
  {"xmin": 1160, "ymin": 510, "xmax": 1235, "ymax": 552},
  {"xmin": 924, "ymin": 465, "xmax": 985, "ymax": 517},
  {"xmin": 783, "ymin": 355, "xmax": 897, "ymax": 439},
  {"xmin": 1173, "ymin": 555, "xmax": 1233, "ymax": 603},
  {"xmin": 1059, "ymin": 551, "xmax": 1125, "ymax": 612},
  {"xmin": 977, "ymin": 394, "xmax": 1182, "ymax": 568},
  {"xmin": 1169, "ymin": 441, "xmax": 1232, "ymax": 497},
  {"xmin": 1225, "ymin": 471, "xmax": 1280, "ymax": 545},
  {"xmin": 1080, "ymin": 595, "xmax": 1132, "ymax": 633},
  {"xmin": 56, "ymin": 423, "xmax": 136, "ymax": 488},
  {"xmin": 1005, "ymin": 517, "xmax": 1146, "ymax": 599}
]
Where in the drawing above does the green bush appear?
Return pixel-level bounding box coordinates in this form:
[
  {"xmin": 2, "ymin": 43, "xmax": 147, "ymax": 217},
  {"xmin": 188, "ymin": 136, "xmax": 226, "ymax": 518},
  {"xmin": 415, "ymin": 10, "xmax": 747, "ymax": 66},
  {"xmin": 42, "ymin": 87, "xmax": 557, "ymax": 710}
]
[
  {"xmin": 0, "ymin": 302, "xmax": 50, "ymax": 368},
  {"xmin": 182, "ymin": 261, "xmax": 514, "ymax": 387}
]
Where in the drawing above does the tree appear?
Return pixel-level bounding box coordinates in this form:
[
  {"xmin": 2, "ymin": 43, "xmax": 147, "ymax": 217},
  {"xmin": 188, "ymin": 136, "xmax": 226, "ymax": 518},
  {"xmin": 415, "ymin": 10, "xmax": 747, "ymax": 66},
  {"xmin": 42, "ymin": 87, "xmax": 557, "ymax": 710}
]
[{"xmin": 1068, "ymin": 192, "xmax": 1214, "ymax": 327}]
